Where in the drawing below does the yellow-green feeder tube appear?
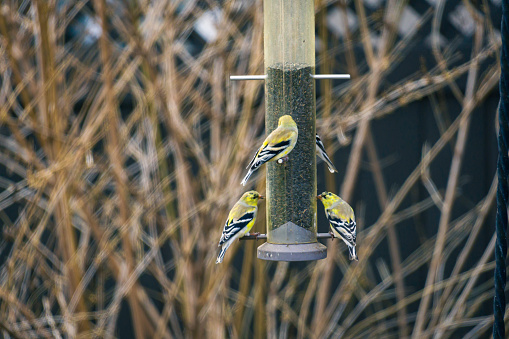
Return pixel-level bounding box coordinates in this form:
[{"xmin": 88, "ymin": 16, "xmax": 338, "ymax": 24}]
[{"xmin": 257, "ymin": 0, "xmax": 327, "ymax": 261}]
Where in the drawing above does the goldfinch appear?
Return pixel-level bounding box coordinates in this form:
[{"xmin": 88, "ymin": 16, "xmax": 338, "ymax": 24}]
[
  {"xmin": 241, "ymin": 115, "xmax": 298, "ymax": 186},
  {"xmin": 216, "ymin": 191, "xmax": 264, "ymax": 264},
  {"xmin": 316, "ymin": 134, "xmax": 338, "ymax": 173},
  {"xmin": 317, "ymin": 192, "xmax": 358, "ymax": 260}
]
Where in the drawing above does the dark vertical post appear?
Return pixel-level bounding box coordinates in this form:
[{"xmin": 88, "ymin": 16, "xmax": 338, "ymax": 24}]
[{"xmin": 494, "ymin": 1, "xmax": 509, "ymax": 338}]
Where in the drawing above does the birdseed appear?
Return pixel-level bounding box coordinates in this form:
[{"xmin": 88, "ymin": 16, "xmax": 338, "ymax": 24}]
[{"xmin": 265, "ymin": 62, "xmax": 317, "ymax": 244}]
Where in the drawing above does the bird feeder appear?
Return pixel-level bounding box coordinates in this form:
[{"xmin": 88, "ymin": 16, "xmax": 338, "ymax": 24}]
[{"xmin": 232, "ymin": 0, "xmax": 349, "ymax": 261}]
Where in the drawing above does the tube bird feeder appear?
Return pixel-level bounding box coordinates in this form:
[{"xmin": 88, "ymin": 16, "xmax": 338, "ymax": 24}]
[
  {"xmin": 230, "ymin": 0, "xmax": 350, "ymax": 261},
  {"xmin": 256, "ymin": 0, "xmax": 326, "ymax": 261}
]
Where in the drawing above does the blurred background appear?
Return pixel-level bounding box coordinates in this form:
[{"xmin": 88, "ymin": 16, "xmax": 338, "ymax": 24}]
[{"xmin": 0, "ymin": 0, "xmax": 504, "ymax": 338}]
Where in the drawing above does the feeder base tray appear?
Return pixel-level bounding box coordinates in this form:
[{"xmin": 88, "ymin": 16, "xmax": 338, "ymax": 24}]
[{"xmin": 257, "ymin": 242, "xmax": 327, "ymax": 261}]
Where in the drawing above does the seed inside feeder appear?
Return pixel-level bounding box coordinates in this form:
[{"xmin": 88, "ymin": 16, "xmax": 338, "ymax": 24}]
[{"xmin": 265, "ymin": 62, "xmax": 317, "ymax": 244}]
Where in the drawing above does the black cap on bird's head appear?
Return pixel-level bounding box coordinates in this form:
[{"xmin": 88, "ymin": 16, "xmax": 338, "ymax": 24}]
[
  {"xmin": 317, "ymin": 192, "xmax": 333, "ymax": 200},
  {"xmin": 317, "ymin": 192, "xmax": 342, "ymax": 209}
]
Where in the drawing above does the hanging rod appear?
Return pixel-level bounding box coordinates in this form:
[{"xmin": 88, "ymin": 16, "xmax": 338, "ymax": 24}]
[
  {"xmin": 311, "ymin": 74, "xmax": 350, "ymax": 79},
  {"xmin": 230, "ymin": 75, "xmax": 267, "ymax": 80}
]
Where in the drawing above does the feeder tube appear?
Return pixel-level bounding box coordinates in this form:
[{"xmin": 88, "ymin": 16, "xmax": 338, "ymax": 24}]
[{"xmin": 264, "ymin": 0, "xmax": 317, "ymax": 244}]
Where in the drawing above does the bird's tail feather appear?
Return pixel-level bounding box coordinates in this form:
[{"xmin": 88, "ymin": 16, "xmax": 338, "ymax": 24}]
[
  {"xmin": 317, "ymin": 150, "xmax": 338, "ymax": 173},
  {"xmin": 216, "ymin": 246, "xmax": 227, "ymax": 264},
  {"xmin": 348, "ymin": 246, "xmax": 358, "ymax": 261},
  {"xmin": 323, "ymin": 156, "xmax": 338, "ymax": 173},
  {"xmin": 241, "ymin": 170, "xmax": 253, "ymax": 186}
]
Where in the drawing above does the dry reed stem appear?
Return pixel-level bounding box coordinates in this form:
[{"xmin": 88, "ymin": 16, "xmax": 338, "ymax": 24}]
[{"xmin": 413, "ymin": 20, "xmax": 484, "ymax": 338}]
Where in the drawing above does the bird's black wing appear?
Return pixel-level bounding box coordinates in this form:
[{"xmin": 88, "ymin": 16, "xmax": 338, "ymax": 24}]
[
  {"xmin": 327, "ymin": 214, "xmax": 356, "ymax": 246},
  {"xmin": 219, "ymin": 211, "xmax": 255, "ymax": 245},
  {"xmin": 247, "ymin": 140, "xmax": 291, "ymax": 171}
]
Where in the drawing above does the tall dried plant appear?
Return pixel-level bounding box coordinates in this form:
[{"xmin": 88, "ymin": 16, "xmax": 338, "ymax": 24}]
[{"xmin": 0, "ymin": 0, "xmax": 505, "ymax": 338}]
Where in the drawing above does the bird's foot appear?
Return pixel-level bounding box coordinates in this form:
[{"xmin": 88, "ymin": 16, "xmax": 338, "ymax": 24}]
[
  {"xmin": 252, "ymin": 232, "xmax": 260, "ymax": 239},
  {"xmin": 277, "ymin": 156, "xmax": 289, "ymax": 164},
  {"xmin": 329, "ymin": 231, "xmax": 335, "ymax": 241}
]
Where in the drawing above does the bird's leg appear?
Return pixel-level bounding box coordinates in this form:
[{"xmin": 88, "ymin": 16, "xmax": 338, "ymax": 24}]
[
  {"xmin": 329, "ymin": 231, "xmax": 335, "ymax": 241},
  {"xmin": 252, "ymin": 232, "xmax": 260, "ymax": 239},
  {"xmin": 277, "ymin": 156, "xmax": 289, "ymax": 164}
]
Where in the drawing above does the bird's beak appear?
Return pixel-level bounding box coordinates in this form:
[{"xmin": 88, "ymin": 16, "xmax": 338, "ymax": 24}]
[
  {"xmin": 317, "ymin": 195, "xmax": 322, "ymax": 200},
  {"xmin": 259, "ymin": 195, "xmax": 265, "ymax": 200}
]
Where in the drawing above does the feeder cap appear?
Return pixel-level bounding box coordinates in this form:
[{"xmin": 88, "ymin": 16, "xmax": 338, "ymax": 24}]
[{"xmin": 257, "ymin": 242, "xmax": 327, "ymax": 261}]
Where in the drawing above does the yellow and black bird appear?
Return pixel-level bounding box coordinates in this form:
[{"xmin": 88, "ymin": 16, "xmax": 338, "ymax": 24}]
[
  {"xmin": 316, "ymin": 134, "xmax": 338, "ymax": 173},
  {"xmin": 318, "ymin": 192, "xmax": 358, "ymax": 260},
  {"xmin": 216, "ymin": 191, "xmax": 264, "ymax": 264},
  {"xmin": 241, "ymin": 115, "xmax": 298, "ymax": 186}
]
